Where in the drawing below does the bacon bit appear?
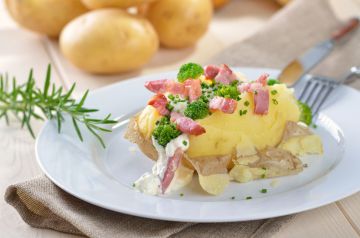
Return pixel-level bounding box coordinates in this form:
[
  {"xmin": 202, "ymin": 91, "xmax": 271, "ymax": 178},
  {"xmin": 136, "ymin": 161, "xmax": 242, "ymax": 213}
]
[
  {"xmin": 161, "ymin": 148, "xmax": 183, "ymax": 193},
  {"xmin": 204, "ymin": 65, "xmax": 220, "ymax": 79},
  {"xmin": 171, "ymin": 112, "xmax": 206, "ymax": 135},
  {"xmin": 165, "ymin": 80, "xmax": 185, "ymax": 95},
  {"xmin": 145, "ymin": 79, "xmax": 185, "ymax": 95},
  {"xmin": 214, "ymin": 64, "xmax": 237, "ymax": 85},
  {"xmin": 256, "ymin": 73, "xmax": 270, "ymax": 86},
  {"xmin": 254, "ymin": 89, "xmax": 269, "ymax": 115},
  {"xmin": 237, "ymin": 83, "xmax": 251, "ymax": 93},
  {"xmin": 184, "ymin": 79, "xmax": 202, "ymax": 102},
  {"xmin": 148, "ymin": 94, "xmax": 169, "ymax": 116},
  {"xmin": 209, "ymin": 96, "xmax": 238, "ymax": 114}
]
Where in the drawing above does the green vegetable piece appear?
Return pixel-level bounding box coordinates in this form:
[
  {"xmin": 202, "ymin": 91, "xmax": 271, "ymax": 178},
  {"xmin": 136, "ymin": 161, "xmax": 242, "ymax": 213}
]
[
  {"xmin": 260, "ymin": 189, "xmax": 267, "ymax": 193},
  {"xmin": 267, "ymin": 79, "xmax": 280, "ymax": 86},
  {"xmin": 245, "ymin": 196, "xmax": 252, "ymax": 200},
  {"xmin": 184, "ymin": 100, "xmax": 209, "ymax": 120},
  {"xmin": 297, "ymin": 100, "xmax": 312, "ymax": 126},
  {"xmin": 177, "ymin": 63, "xmax": 204, "ymax": 82},
  {"xmin": 214, "ymin": 84, "xmax": 240, "ymax": 100},
  {"xmin": 152, "ymin": 117, "xmax": 181, "ymax": 147}
]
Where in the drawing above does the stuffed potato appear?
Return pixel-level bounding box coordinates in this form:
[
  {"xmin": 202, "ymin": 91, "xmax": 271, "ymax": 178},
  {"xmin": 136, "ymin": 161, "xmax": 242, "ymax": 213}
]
[{"xmin": 126, "ymin": 63, "xmax": 323, "ymax": 195}]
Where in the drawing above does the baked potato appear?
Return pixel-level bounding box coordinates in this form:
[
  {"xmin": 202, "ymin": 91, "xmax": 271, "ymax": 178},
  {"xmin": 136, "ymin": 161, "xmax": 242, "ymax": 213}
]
[{"xmin": 126, "ymin": 63, "xmax": 323, "ymax": 195}]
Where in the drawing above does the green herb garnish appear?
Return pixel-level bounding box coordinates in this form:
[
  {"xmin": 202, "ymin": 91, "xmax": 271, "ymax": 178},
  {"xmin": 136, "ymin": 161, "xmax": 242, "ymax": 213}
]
[
  {"xmin": 231, "ymin": 196, "xmax": 235, "ymax": 200},
  {"xmin": 0, "ymin": 65, "xmax": 116, "ymax": 148},
  {"xmin": 260, "ymin": 189, "xmax": 267, "ymax": 194},
  {"xmin": 214, "ymin": 84, "xmax": 240, "ymax": 100},
  {"xmin": 239, "ymin": 109, "xmax": 247, "ymax": 116},
  {"xmin": 267, "ymin": 79, "xmax": 280, "ymax": 86},
  {"xmin": 272, "ymin": 99, "xmax": 278, "ymax": 105},
  {"xmin": 184, "ymin": 100, "xmax": 209, "ymax": 120},
  {"xmin": 182, "ymin": 140, "xmax": 188, "ymax": 146},
  {"xmin": 246, "ymin": 196, "xmax": 252, "ymax": 200},
  {"xmin": 297, "ymin": 100, "xmax": 312, "ymax": 126},
  {"xmin": 180, "ymin": 193, "xmax": 184, "ymax": 197},
  {"xmin": 152, "ymin": 117, "xmax": 181, "ymax": 147},
  {"xmin": 271, "ymin": 90, "xmax": 278, "ymax": 95},
  {"xmin": 177, "ymin": 63, "xmax": 204, "ymax": 83},
  {"xmin": 244, "ymin": 101, "xmax": 250, "ymax": 107}
]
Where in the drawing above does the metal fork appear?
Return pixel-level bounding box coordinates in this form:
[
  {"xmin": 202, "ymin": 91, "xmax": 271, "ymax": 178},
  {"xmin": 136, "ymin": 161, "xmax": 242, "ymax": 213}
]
[{"xmin": 298, "ymin": 66, "xmax": 360, "ymax": 116}]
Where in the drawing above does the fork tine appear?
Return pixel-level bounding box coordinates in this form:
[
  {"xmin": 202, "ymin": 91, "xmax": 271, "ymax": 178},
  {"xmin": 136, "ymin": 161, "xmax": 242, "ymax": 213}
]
[
  {"xmin": 298, "ymin": 80, "xmax": 311, "ymax": 101},
  {"xmin": 306, "ymin": 81, "xmax": 320, "ymax": 107},
  {"xmin": 312, "ymin": 84, "xmax": 335, "ymax": 117}
]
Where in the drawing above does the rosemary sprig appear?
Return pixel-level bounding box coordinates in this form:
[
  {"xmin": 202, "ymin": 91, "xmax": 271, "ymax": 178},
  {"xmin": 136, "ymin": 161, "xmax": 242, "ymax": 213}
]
[{"xmin": 0, "ymin": 65, "xmax": 117, "ymax": 148}]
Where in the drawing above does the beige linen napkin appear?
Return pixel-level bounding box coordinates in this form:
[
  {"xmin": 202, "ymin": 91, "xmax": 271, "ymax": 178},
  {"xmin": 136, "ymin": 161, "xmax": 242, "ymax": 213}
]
[{"xmin": 4, "ymin": 0, "xmax": 360, "ymax": 237}]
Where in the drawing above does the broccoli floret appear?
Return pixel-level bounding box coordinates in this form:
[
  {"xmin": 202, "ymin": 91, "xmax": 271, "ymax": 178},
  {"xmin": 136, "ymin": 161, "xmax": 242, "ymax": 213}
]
[
  {"xmin": 214, "ymin": 84, "xmax": 240, "ymax": 100},
  {"xmin": 152, "ymin": 117, "xmax": 181, "ymax": 147},
  {"xmin": 177, "ymin": 63, "xmax": 204, "ymax": 82},
  {"xmin": 298, "ymin": 100, "xmax": 312, "ymax": 126},
  {"xmin": 184, "ymin": 100, "xmax": 209, "ymax": 120},
  {"xmin": 267, "ymin": 79, "xmax": 280, "ymax": 86}
]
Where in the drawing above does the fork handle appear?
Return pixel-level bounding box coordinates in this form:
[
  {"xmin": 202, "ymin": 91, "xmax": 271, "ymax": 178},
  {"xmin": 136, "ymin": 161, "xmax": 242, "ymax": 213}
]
[{"xmin": 331, "ymin": 17, "xmax": 359, "ymax": 42}]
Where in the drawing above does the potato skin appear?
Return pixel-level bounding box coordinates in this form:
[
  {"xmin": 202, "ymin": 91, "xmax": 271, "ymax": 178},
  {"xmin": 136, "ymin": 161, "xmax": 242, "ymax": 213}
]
[
  {"xmin": 81, "ymin": 0, "xmax": 157, "ymax": 9},
  {"xmin": 5, "ymin": 0, "xmax": 88, "ymax": 37},
  {"xmin": 212, "ymin": 0, "xmax": 230, "ymax": 9},
  {"xmin": 146, "ymin": 0, "xmax": 213, "ymax": 48},
  {"xmin": 59, "ymin": 9, "xmax": 159, "ymax": 74}
]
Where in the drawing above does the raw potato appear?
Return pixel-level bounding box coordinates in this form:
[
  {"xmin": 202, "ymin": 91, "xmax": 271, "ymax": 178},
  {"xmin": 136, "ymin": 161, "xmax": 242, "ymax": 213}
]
[
  {"xmin": 212, "ymin": 0, "xmax": 230, "ymax": 9},
  {"xmin": 81, "ymin": 0, "xmax": 157, "ymax": 9},
  {"xmin": 146, "ymin": 0, "xmax": 213, "ymax": 48},
  {"xmin": 5, "ymin": 0, "xmax": 88, "ymax": 37},
  {"xmin": 60, "ymin": 9, "xmax": 159, "ymax": 74}
]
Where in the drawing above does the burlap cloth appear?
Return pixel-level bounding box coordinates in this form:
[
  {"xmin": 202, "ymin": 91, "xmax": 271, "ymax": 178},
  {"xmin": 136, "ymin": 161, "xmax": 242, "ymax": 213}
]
[{"xmin": 4, "ymin": 0, "xmax": 360, "ymax": 237}]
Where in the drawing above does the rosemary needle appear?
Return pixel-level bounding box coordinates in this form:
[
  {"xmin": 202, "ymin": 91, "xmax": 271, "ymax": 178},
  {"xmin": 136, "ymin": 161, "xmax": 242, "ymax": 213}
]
[{"xmin": 0, "ymin": 64, "xmax": 117, "ymax": 148}]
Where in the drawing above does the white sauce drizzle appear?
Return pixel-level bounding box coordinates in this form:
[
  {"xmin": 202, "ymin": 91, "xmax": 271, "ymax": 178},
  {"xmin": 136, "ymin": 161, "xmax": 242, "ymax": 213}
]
[{"xmin": 134, "ymin": 134, "xmax": 189, "ymax": 195}]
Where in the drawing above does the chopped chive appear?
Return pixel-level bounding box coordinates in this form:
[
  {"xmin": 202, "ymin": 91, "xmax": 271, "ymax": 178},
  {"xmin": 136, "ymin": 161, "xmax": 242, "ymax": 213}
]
[
  {"xmin": 244, "ymin": 101, "xmax": 250, "ymax": 107},
  {"xmin": 272, "ymin": 99, "xmax": 278, "ymax": 105},
  {"xmin": 132, "ymin": 183, "xmax": 136, "ymax": 187},
  {"xmin": 182, "ymin": 140, "xmax": 188, "ymax": 146},
  {"xmin": 239, "ymin": 110, "xmax": 247, "ymax": 116},
  {"xmin": 303, "ymin": 163, "xmax": 308, "ymax": 168},
  {"xmin": 260, "ymin": 189, "xmax": 267, "ymax": 194},
  {"xmin": 231, "ymin": 196, "xmax": 235, "ymax": 200},
  {"xmin": 246, "ymin": 196, "xmax": 252, "ymax": 200},
  {"xmin": 271, "ymin": 90, "xmax": 278, "ymax": 95},
  {"xmin": 180, "ymin": 193, "xmax": 184, "ymax": 197},
  {"xmin": 168, "ymin": 94, "xmax": 175, "ymax": 100}
]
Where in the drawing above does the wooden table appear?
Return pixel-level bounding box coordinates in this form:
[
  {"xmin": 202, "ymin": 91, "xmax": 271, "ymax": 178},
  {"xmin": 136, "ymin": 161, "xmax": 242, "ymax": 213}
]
[{"xmin": 1, "ymin": 0, "xmax": 360, "ymax": 237}]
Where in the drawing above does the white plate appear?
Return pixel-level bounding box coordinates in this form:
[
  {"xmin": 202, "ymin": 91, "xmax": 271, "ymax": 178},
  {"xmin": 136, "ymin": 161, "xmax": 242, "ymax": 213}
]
[{"xmin": 36, "ymin": 68, "xmax": 360, "ymax": 222}]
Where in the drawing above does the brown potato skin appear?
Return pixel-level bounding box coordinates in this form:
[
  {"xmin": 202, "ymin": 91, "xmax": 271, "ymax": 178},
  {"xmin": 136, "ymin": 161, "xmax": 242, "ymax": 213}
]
[
  {"xmin": 212, "ymin": 0, "xmax": 230, "ymax": 9},
  {"xmin": 146, "ymin": 0, "xmax": 213, "ymax": 48},
  {"xmin": 59, "ymin": 9, "xmax": 159, "ymax": 74},
  {"xmin": 5, "ymin": 0, "xmax": 88, "ymax": 37}
]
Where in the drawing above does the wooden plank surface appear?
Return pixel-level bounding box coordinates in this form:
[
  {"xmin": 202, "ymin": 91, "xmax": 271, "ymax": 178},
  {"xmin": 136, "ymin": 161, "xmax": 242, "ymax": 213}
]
[{"xmin": 1, "ymin": 0, "xmax": 360, "ymax": 238}]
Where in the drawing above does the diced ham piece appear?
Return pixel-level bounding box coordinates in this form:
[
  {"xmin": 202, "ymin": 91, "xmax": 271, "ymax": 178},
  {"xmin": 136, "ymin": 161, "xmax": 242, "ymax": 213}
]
[
  {"xmin": 144, "ymin": 79, "xmax": 167, "ymax": 93},
  {"xmin": 184, "ymin": 79, "xmax": 202, "ymax": 102},
  {"xmin": 237, "ymin": 83, "xmax": 251, "ymax": 93},
  {"xmin": 256, "ymin": 73, "xmax": 269, "ymax": 86},
  {"xmin": 170, "ymin": 112, "xmax": 206, "ymax": 136},
  {"xmin": 161, "ymin": 148, "xmax": 183, "ymax": 193},
  {"xmin": 145, "ymin": 79, "xmax": 185, "ymax": 95},
  {"xmin": 148, "ymin": 94, "xmax": 169, "ymax": 116},
  {"xmin": 209, "ymin": 96, "xmax": 237, "ymax": 114},
  {"xmin": 214, "ymin": 64, "xmax": 237, "ymax": 85},
  {"xmin": 165, "ymin": 80, "xmax": 185, "ymax": 95},
  {"xmin": 204, "ymin": 65, "xmax": 220, "ymax": 79},
  {"xmin": 254, "ymin": 88, "xmax": 269, "ymax": 115}
]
